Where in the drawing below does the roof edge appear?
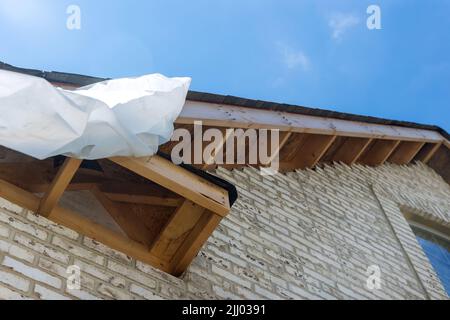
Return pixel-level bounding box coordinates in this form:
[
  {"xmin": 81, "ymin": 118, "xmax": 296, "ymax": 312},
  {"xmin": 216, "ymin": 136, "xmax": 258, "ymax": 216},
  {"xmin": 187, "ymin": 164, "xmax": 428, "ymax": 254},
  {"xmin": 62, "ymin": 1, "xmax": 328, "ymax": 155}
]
[{"xmin": 1, "ymin": 61, "xmax": 448, "ymax": 141}]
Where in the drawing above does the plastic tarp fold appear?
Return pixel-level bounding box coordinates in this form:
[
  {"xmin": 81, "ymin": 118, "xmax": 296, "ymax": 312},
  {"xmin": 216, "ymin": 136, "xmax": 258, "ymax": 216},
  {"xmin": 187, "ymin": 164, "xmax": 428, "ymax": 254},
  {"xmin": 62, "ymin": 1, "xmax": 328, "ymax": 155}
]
[{"xmin": 0, "ymin": 70, "xmax": 191, "ymax": 160}]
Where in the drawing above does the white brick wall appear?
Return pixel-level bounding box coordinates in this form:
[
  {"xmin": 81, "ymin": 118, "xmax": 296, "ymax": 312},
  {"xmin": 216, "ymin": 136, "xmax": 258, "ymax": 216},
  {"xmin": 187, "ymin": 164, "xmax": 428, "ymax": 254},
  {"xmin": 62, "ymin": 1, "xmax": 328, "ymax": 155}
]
[{"xmin": 0, "ymin": 162, "xmax": 448, "ymax": 300}]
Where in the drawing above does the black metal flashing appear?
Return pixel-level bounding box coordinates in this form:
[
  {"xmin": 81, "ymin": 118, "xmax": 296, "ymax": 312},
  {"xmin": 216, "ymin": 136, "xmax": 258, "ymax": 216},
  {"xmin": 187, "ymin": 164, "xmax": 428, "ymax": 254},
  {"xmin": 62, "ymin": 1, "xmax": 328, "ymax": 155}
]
[{"xmin": 157, "ymin": 151, "xmax": 238, "ymax": 207}]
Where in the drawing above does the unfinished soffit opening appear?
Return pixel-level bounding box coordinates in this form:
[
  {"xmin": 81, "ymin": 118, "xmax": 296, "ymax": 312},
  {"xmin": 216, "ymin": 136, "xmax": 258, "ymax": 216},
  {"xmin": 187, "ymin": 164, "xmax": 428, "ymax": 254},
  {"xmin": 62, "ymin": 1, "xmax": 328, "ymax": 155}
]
[
  {"xmin": 172, "ymin": 100, "xmax": 449, "ymax": 177},
  {"xmin": 0, "ymin": 147, "xmax": 237, "ymax": 276}
]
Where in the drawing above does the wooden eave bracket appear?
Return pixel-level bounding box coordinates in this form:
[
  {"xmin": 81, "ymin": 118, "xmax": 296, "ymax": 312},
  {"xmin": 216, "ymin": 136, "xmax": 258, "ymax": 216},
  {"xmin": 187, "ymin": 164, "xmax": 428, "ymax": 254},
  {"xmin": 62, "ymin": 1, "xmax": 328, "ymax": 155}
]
[{"xmin": 0, "ymin": 155, "xmax": 234, "ymax": 276}]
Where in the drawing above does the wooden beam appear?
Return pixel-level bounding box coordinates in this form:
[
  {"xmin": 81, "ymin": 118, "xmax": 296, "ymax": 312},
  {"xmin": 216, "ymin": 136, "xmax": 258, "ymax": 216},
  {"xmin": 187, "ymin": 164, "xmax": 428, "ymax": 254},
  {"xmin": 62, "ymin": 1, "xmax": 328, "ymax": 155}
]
[
  {"xmin": 0, "ymin": 179, "xmax": 170, "ymax": 273},
  {"xmin": 359, "ymin": 140, "xmax": 401, "ymax": 166},
  {"xmin": 202, "ymin": 128, "xmax": 234, "ymax": 171},
  {"xmin": 279, "ymin": 133, "xmax": 307, "ymax": 163},
  {"xmin": 104, "ymin": 192, "xmax": 182, "ymax": 207},
  {"xmin": 178, "ymin": 101, "xmax": 445, "ymax": 143},
  {"xmin": 50, "ymin": 205, "xmax": 169, "ymax": 272},
  {"xmin": 388, "ymin": 141, "xmax": 426, "ymax": 165},
  {"xmin": 444, "ymin": 139, "xmax": 450, "ymax": 149},
  {"xmin": 38, "ymin": 158, "xmax": 82, "ymax": 217},
  {"xmin": 26, "ymin": 181, "xmax": 183, "ymax": 209},
  {"xmin": 332, "ymin": 138, "xmax": 373, "ymax": 165},
  {"xmin": 416, "ymin": 142, "xmax": 442, "ymax": 164},
  {"xmin": 170, "ymin": 211, "xmax": 222, "ymax": 276},
  {"xmin": 287, "ymin": 134, "xmax": 337, "ymax": 169},
  {"xmin": 0, "ymin": 179, "xmax": 39, "ymax": 211},
  {"xmin": 264, "ymin": 131, "xmax": 293, "ymax": 165},
  {"xmin": 404, "ymin": 209, "xmax": 450, "ymax": 239},
  {"xmin": 110, "ymin": 156, "xmax": 230, "ymax": 216},
  {"xmin": 150, "ymin": 200, "xmax": 205, "ymax": 261},
  {"xmin": 98, "ymin": 181, "xmax": 183, "ymax": 207},
  {"xmin": 50, "ymin": 80, "xmax": 446, "ymax": 145},
  {"xmin": 90, "ymin": 186, "xmax": 154, "ymax": 246},
  {"xmin": 25, "ymin": 183, "xmax": 95, "ymax": 194},
  {"xmin": 0, "ymin": 162, "xmax": 55, "ymax": 189}
]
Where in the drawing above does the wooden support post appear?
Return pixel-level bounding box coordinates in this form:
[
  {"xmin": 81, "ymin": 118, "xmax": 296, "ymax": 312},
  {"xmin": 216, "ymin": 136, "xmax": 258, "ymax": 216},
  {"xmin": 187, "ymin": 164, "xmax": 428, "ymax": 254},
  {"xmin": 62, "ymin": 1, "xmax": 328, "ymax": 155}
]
[{"xmin": 38, "ymin": 158, "xmax": 82, "ymax": 217}]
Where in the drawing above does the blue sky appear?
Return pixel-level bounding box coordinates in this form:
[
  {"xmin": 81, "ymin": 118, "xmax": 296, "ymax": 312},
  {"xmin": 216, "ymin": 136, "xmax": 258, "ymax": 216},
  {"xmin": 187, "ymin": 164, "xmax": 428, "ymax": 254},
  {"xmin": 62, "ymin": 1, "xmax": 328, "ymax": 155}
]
[{"xmin": 0, "ymin": 0, "xmax": 449, "ymax": 130}]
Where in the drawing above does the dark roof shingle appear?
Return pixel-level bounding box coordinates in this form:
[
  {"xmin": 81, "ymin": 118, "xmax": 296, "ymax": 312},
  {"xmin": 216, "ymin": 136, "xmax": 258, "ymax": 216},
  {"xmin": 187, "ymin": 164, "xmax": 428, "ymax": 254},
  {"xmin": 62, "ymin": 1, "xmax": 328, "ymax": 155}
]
[{"xmin": 1, "ymin": 61, "xmax": 448, "ymax": 140}]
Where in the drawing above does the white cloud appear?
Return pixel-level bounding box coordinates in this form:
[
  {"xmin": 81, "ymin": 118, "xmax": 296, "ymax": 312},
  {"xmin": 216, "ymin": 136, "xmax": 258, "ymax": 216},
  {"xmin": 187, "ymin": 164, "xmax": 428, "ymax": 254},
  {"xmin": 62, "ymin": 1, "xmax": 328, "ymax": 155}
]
[
  {"xmin": 278, "ymin": 43, "xmax": 310, "ymax": 71},
  {"xmin": 329, "ymin": 13, "xmax": 359, "ymax": 41}
]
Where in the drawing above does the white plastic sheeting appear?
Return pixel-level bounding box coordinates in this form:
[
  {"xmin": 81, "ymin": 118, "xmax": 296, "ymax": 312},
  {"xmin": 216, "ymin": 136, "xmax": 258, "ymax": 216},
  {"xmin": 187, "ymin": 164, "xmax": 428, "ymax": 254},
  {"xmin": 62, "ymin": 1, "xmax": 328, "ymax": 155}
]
[{"xmin": 0, "ymin": 70, "xmax": 191, "ymax": 160}]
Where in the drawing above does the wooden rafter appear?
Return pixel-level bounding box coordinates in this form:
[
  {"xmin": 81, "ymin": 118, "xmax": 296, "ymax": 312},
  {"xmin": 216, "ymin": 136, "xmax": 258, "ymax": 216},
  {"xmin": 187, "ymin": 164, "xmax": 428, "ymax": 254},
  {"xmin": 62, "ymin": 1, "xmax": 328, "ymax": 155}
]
[
  {"xmin": 2, "ymin": 77, "xmax": 445, "ymax": 280},
  {"xmin": 48, "ymin": 80, "xmax": 450, "ymax": 182},
  {"xmin": 0, "ymin": 147, "xmax": 234, "ymax": 276},
  {"xmin": 104, "ymin": 192, "xmax": 182, "ymax": 207},
  {"xmin": 158, "ymin": 101, "xmax": 450, "ymax": 175},
  {"xmin": 97, "ymin": 181, "xmax": 183, "ymax": 207},
  {"xmin": 286, "ymin": 134, "xmax": 337, "ymax": 170},
  {"xmin": 23, "ymin": 180, "xmax": 183, "ymax": 209},
  {"xmin": 415, "ymin": 142, "xmax": 442, "ymax": 164},
  {"xmin": 23, "ymin": 183, "xmax": 94, "ymax": 194},
  {"xmin": 90, "ymin": 186, "xmax": 154, "ymax": 246},
  {"xmin": 38, "ymin": 158, "xmax": 82, "ymax": 217},
  {"xmin": 279, "ymin": 133, "xmax": 307, "ymax": 163},
  {"xmin": 358, "ymin": 140, "xmax": 401, "ymax": 166},
  {"xmin": 332, "ymin": 137, "xmax": 373, "ymax": 165},
  {"xmin": 0, "ymin": 179, "xmax": 171, "ymax": 272},
  {"xmin": 388, "ymin": 141, "xmax": 426, "ymax": 165},
  {"xmin": 110, "ymin": 156, "xmax": 230, "ymax": 216},
  {"xmin": 202, "ymin": 128, "xmax": 234, "ymax": 171},
  {"xmin": 264, "ymin": 131, "xmax": 293, "ymax": 166},
  {"xmin": 2, "ymin": 77, "xmax": 448, "ymax": 277}
]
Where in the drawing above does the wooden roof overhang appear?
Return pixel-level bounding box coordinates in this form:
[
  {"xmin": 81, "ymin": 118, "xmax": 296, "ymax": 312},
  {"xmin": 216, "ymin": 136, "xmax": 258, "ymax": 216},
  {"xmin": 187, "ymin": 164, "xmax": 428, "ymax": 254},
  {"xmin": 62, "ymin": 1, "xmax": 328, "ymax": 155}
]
[
  {"xmin": 17, "ymin": 70, "xmax": 449, "ymax": 179},
  {"xmin": 0, "ymin": 149, "xmax": 237, "ymax": 276},
  {"xmin": 162, "ymin": 100, "xmax": 450, "ymax": 181},
  {"xmin": 0, "ymin": 63, "xmax": 449, "ymax": 277}
]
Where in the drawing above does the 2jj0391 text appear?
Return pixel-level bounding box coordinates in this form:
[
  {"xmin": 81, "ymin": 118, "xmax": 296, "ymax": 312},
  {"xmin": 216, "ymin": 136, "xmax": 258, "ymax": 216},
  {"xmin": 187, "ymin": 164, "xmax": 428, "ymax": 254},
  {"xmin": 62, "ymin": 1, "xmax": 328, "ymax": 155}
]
[
  {"xmin": 182, "ymin": 304, "xmax": 265, "ymax": 318},
  {"xmin": 226, "ymin": 304, "xmax": 265, "ymax": 317}
]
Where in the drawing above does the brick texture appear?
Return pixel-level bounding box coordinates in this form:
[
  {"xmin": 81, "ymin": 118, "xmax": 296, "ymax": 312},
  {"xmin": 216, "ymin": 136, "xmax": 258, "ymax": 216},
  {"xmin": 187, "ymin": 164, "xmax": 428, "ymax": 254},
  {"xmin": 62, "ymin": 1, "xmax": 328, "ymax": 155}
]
[{"xmin": 0, "ymin": 162, "xmax": 448, "ymax": 300}]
